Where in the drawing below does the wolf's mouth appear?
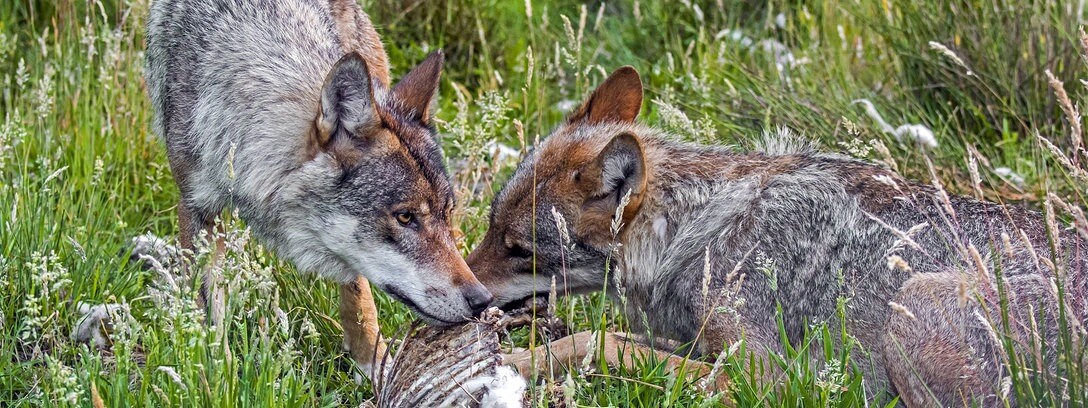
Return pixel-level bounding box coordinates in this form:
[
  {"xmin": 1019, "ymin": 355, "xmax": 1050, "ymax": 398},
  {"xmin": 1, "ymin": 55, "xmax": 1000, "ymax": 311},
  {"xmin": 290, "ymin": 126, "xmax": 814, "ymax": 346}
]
[{"xmin": 382, "ymin": 286, "xmax": 459, "ymax": 326}]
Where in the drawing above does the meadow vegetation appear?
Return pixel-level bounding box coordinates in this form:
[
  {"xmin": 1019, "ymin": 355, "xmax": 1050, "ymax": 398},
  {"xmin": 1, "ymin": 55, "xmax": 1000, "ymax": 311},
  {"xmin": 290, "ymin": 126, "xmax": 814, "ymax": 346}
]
[{"xmin": 1, "ymin": 0, "xmax": 1086, "ymax": 406}]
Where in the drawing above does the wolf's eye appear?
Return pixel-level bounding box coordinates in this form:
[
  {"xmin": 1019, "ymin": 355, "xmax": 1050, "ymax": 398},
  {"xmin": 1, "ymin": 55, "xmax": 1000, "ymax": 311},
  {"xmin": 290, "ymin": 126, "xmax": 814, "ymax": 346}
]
[
  {"xmin": 394, "ymin": 211, "xmax": 415, "ymax": 226},
  {"xmin": 508, "ymin": 244, "xmax": 534, "ymax": 259}
]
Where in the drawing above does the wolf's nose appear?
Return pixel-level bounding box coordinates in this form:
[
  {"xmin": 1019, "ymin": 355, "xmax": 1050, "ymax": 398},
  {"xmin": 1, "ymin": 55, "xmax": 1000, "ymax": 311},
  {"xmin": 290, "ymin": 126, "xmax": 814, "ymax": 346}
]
[{"xmin": 463, "ymin": 284, "xmax": 494, "ymax": 316}]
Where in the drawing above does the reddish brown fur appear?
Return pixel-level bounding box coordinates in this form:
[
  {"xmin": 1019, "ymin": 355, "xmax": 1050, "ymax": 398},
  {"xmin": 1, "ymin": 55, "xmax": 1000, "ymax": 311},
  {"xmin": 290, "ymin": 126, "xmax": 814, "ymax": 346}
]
[
  {"xmin": 473, "ymin": 67, "xmax": 1050, "ymax": 407},
  {"xmin": 327, "ymin": 0, "xmax": 389, "ymax": 86}
]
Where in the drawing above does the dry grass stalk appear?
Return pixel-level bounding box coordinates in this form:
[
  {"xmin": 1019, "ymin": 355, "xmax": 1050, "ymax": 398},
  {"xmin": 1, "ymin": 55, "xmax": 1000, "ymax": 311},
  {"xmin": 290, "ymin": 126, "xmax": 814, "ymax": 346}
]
[
  {"xmin": 1049, "ymin": 193, "xmax": 1088, "ymax": 242},
  {"xmin": 1045, "ymin": 69, "xmax": 1082, "ymax": 155},
  {"xmin": 1037, "ymin": 132, "xmax": 1088, "ymax": 184},
  {"xmin": 888, "ymin": 302, "xmax": 916, "ymax": 321}
]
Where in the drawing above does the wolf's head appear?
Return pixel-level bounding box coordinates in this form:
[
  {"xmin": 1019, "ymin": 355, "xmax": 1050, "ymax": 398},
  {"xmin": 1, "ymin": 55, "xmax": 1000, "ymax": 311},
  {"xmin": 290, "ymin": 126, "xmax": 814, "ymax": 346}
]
[
  {"xmin": 467, "ymin": 67, "xmax": 649, "ymax": 308},
  {"xmin": 279, "ymin": 51, "xmax": 490, "ymax": 325}
]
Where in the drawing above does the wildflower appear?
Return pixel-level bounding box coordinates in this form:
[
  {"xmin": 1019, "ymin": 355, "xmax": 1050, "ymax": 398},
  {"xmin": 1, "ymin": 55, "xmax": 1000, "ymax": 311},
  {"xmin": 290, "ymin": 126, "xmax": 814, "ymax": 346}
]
[
  {"xmin": 756, "ymin": 251, "xmax": 778, "ymax": 292},
  {"xmin": 274, "ymin": 306, "xmax": 290, "ymax": 337},
  {"xmin": 652, "ymin": 98, "xmax": 717, "ymax": 141},
  {"xmin": 34, "ymin": 64, "xmax": 56, "ymax": 120},
  {"xmin": 108, "ymin": 302, "xmax": 141, "ymax": 353},
  {"xmin": 757, "ymin": 39, "xmax": 796, "ymax": 71},
  {"xmin": 0, "ymin": 119, "xmax": 25, "ymax": 172},
  {"xmin": 15, "ymin": 59, "xmax": 28, "ymax": 88},
  {"xmin": 20, "ymin": 251, "xmax": 72, "ymax": 342},
  {"xmin": 815, "ymin": 358, "xmax": 847, "ymax": 393},
  {"xmin": 301, "ymin": 317, "xmax": 319, "ymax": 341},
  {"xmin": 157, "ymin": 366, "xmax": 188, "ymax": 391},
  {"xmin": 841, "ymin": 116, "xmax": 862, "ymax": 136},
  {"xmin": 79, "ymin": 22, "xmax": 97, "ymax": 60},
  {"xmin": 838, "ymin": 137, "xmax": 873, "ymax": 158},
  {"xmin": 45, "ymin": 355, "xmax": 80, "ymax": 405},
  {"xmin": 91, "ymin": 157, "xmax": 105, "ymax": 186},
  {"xmin": 0, "ymin": 32, "xmax": 16, "ymax": 59},
  {"xmin": 98, "ymin": 29, "xmax": 124, "ymax": 90}
]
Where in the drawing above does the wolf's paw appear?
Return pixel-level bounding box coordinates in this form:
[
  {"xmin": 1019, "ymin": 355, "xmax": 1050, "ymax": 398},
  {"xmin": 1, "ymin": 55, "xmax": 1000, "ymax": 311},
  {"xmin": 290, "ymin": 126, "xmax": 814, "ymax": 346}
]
[{"xmin": 71, "ymin": 302, "xmax": 129, "ymax": 349}]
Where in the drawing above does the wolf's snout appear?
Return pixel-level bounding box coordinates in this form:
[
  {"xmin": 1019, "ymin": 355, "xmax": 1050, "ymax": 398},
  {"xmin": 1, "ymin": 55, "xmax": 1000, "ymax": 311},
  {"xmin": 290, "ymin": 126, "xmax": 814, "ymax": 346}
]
[{"xmin": 462, "ymin": 284, "xmax": 494, "ymax": 316}]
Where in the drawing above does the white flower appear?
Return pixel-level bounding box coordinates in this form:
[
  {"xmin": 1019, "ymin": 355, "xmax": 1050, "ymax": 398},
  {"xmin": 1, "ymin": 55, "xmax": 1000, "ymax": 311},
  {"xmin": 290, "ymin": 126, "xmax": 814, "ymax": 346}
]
[{"xmin": 45, "ymin": 356, "xmax": 80, "ymax": 405}]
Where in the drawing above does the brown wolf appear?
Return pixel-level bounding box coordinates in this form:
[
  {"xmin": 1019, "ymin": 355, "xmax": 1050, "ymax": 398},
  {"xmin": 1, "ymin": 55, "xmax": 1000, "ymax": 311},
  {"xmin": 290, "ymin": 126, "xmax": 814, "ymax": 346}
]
[
  {"xmin": 145, "ymin": 0, "xmax": 492, "ymax": 376},
  {"xmin": 468, "ymin": 67, "xmax": 1087, "ymax": 406}
]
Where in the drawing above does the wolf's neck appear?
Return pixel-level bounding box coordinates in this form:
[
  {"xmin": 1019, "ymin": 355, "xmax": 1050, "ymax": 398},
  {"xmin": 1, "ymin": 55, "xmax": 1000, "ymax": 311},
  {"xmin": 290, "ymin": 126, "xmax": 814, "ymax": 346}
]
[{"xmin": 614, "ymin": 139, "xmax": 737, "ymax": 309}]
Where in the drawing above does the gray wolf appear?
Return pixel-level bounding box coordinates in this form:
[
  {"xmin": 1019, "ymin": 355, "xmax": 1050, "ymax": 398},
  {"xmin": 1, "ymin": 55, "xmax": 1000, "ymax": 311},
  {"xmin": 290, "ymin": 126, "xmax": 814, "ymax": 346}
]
[
  {"xmin": 145, "ymin": 0, "xmax": 492, "ymax": 375},
  {"xmin": 468, "ymin": 67, "xmax": 1087, "ymax": 406}
]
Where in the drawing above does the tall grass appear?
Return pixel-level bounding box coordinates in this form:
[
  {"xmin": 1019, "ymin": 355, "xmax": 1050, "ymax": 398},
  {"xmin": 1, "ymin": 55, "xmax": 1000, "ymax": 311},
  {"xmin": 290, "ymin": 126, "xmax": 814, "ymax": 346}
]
[{"xmin": 0, "ymin": 0, "xmax": 1085, "ymax": 406}]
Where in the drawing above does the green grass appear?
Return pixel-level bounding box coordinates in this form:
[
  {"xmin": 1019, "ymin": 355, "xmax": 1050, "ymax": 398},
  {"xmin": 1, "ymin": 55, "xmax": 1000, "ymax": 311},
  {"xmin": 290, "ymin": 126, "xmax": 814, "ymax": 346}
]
[{"xmin": 1, "ymin": 0, "xmax": 1086, "ymax": 406}]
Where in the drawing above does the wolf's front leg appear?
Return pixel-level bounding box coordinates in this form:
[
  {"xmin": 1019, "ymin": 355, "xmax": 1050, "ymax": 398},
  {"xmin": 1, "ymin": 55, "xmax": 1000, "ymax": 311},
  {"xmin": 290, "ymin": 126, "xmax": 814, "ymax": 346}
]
[
  {"xmin": 339, "ymin": 275, "xmax": 387, "ymax": 381},
  {"xmin": 176, "ymin": 201, "xmax": 229, "ymax": 327},
  {"xmin": 504, "ymin": 330, "xmax": 730, "ymax": 392}
]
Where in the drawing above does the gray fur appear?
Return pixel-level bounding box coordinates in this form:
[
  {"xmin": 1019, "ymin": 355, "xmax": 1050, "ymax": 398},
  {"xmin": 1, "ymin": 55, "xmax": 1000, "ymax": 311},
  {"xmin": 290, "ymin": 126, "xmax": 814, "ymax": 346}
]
[
  {"xmin": 483, "ymin": 123, "xmax": 1087, "ymax": 406},
  {"xmin": 146, "ymin": 0, "xmax": 486, "ymax": 324},
  {"xmin": 751, "ymin": 125, "xmax": 821, "ymax": 155}
]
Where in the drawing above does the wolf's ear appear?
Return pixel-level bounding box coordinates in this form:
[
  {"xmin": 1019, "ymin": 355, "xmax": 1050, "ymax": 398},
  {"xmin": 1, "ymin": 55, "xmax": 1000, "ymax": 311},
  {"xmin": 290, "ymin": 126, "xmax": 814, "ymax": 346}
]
[
  {"xmin": 567, "ymin": 66, "xmax": 643, "ymax": 125},
  {"xmin": 316, "ymin": 52, "xmax": 382, "ymax": 148},
  {"xmin": 391, "ymin": 50, "xmax": 444, "ymax": 124},
  {"xmin": 579, "ymin": 132, "xmax": 647, "ymax": 236}
]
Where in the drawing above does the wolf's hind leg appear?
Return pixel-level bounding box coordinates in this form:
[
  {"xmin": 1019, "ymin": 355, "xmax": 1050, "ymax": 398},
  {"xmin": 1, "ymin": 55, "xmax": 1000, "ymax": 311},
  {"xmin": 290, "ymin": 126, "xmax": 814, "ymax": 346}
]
[
  {"xmin": 882, "ymin": 272, "xmax": 1005, "ymax": 408},
  {"xmin": 340, "ymin": 275, "xmax": 387, "ymax": 381},
  {"xmin": 504, "ymin": 330, "xmax": 729, "ymax": 391}
]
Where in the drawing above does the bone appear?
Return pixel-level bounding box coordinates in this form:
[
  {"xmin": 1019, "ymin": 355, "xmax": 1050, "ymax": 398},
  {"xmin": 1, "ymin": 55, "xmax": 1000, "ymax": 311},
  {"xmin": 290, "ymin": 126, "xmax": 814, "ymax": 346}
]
[{"xmin": 370, "ymin": 308, "xmax": 529, "ymax": 408}]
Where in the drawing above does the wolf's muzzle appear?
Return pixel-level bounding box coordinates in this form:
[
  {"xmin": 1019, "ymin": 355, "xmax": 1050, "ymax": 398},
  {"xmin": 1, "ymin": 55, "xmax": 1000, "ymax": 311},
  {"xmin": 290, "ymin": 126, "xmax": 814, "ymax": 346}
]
[{"xmin": 462, "ymin": 284, "xmax": 494, "ymax": 316}]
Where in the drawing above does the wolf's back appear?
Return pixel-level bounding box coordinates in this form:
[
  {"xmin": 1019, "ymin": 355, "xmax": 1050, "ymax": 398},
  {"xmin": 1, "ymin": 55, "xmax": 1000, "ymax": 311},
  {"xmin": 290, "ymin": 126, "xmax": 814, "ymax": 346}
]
[
  {"xmin": 144, "ymin": 0, "xmax": 392, "ymax": 217},
  {"xmin": 146, "ymin": 0, "xmax": 344, "ymax": 144}
]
